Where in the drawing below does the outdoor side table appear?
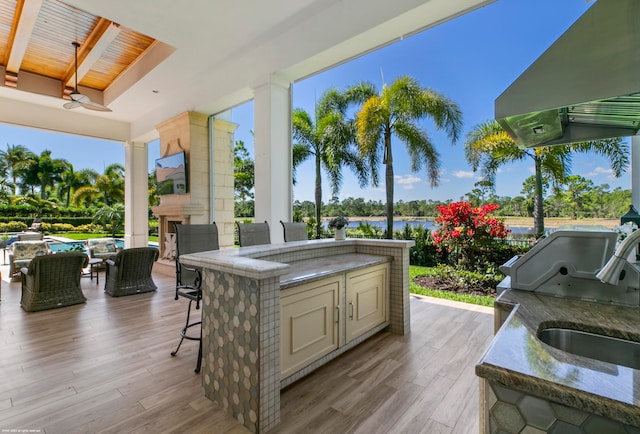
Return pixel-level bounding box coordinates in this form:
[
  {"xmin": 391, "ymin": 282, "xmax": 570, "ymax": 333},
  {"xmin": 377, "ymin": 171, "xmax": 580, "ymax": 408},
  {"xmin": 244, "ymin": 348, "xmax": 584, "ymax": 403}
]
[{"xmin": 87, "ymin": 258, "xmax": 103, "ymax": 285}]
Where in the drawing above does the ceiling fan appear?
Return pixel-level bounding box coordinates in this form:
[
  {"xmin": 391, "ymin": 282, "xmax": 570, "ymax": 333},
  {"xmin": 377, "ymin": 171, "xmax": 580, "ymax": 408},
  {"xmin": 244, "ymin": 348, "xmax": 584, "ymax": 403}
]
[{"xmin": 63, "ymin": 41, "xmax": 112, "ymax": 112}]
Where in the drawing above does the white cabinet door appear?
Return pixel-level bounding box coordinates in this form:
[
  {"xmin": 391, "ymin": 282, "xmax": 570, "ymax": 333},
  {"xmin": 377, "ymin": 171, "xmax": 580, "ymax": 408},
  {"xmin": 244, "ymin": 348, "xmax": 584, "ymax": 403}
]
[
  {"xmin": 345, "ymin": 263, "xmax": 389, "ymax": 343},
  {"xmin": 280, "ymin": 277, "xmax": 341, "ymax": 379}
]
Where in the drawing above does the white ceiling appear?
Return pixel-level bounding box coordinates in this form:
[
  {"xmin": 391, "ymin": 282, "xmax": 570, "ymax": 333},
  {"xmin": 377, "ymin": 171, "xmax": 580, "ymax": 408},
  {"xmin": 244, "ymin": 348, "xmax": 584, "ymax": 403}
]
[{"xmin": 0, "ymin": 0, "xmax": 494, "ymax": 142}]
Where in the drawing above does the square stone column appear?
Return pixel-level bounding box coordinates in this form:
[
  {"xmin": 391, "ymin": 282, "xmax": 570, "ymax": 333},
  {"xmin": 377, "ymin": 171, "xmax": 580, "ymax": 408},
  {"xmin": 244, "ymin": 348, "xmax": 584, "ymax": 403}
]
[
  {"xmin": 253, "ymin": 77, "xmax": 292, "ymax": 244},
  {"xmin": 124, "ymin": 141, "xmax": 149, "ymax": 248}
]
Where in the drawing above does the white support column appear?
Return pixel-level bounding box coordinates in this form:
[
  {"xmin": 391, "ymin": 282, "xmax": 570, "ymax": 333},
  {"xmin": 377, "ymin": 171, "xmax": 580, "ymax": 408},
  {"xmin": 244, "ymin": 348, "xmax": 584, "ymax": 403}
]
[
  {"xmin": 124, "ymin": 141, "xmax": 149, "ymax": 248},
  {"xmin": 253, "ymin": 76, "xmax": 292, "ymax": 244},
  {"xmin": 632, "ymin": 136, "xmax": 640, "ymax": 209}
]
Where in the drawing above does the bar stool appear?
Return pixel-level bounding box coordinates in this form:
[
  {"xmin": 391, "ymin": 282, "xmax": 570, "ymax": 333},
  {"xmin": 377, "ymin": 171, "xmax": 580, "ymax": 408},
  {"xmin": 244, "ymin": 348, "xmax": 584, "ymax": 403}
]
[
  {"xmin": 237, "ymin": 221, "xmax": 270, "ymax": 247},
  {"xmin": 170, "ymin": 222, "xmax": 219, "ymax": 373}
]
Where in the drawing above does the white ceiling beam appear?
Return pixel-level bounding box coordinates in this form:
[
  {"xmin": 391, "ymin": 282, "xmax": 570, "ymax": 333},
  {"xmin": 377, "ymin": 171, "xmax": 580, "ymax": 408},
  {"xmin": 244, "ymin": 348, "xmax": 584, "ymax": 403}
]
[
  {"xmin": 5, "ymin": 0, "xmax": 44, "ymax": 73},
  {"xmin": 65, "ymin": 21, "xmax": 122, "ymax": 87}
]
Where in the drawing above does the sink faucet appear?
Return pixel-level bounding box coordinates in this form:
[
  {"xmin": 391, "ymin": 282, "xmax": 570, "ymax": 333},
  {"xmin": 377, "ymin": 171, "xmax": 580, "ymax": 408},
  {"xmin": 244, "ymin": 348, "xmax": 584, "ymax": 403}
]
[{"xmin": 596, "ymin": 228, "xmax": 640, "ymax": 285}]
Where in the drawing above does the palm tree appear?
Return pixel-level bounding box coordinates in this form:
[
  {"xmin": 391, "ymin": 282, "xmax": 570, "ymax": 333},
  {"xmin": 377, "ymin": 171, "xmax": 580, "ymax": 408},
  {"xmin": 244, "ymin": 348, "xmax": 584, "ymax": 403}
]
[
  {"xmin": 354, "ymin": 76, "xmax": 463, "ymax": 238},
  {"xmin": 464, "ymin": 120, "xmax": 629, "ymax": 237},
  {"xmin": 292, "ymin": 88, "xmax": 373, "ymax": 238},
  {"xmin": 73, "ymin": 164, "xmax": 124, "ymax": 207},
  {"xmin": 57, "ymin": 165, "xmax": 97, "ymax": 207},
  {"xmin": 0, "ymin": 144, "xmax": 33, "ymax": 195},
  {"xmin": 94, "ymin": 203, "xmax": 125, "ymax": 237},
  {"xmin": 19, "ymin": 150, "xmax": 70, "ymax": 199}
]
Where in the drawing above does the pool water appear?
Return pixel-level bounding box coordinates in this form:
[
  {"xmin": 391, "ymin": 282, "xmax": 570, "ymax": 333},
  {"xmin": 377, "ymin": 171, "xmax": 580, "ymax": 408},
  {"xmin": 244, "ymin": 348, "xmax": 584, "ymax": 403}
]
[{"xmin": 47, "ymin": 239, "xmax": 131, "ymax": 253}]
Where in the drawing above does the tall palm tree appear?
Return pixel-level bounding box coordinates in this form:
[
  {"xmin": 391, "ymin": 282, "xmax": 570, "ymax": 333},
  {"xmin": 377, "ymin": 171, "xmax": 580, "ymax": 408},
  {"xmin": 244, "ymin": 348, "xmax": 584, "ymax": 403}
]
[
  {"xmin": 354, "ymin": 76, "xmax": 463, "ymax": 238},
  {"xmin": 20, "ymin": 150, "xmax": 70, "ymax": 199},
  {"xmin": 72, "ymin": 164, "xmax": 124, "ymax": 207},
  {"xmin": 464, "ymin": 120, "xmax": 629, "ymax": 237},
  {"xmin": 0, "ymin": 144, "xmax": 33, "ymax": 195},
  {"xmin": 292, "ymin": 88, "xmax": 373, "ymax": 238},
  {"xmin": 57, "ymin": 166, "xmax": 97, "ymax": 207}
]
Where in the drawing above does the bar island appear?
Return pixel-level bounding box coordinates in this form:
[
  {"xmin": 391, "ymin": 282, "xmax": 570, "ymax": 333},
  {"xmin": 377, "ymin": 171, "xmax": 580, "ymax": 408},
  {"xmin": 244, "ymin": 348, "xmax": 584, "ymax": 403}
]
[{"xmin": 180, "ymin": 238, "xmax": 414, "ymax": 433}]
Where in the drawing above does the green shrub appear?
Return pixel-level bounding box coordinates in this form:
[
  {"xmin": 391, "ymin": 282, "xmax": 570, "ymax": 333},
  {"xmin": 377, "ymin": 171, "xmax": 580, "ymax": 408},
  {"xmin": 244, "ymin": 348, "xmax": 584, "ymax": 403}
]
[{"xmin": 0, "ymin": 221, "xmax": 28, "ymax": 232}]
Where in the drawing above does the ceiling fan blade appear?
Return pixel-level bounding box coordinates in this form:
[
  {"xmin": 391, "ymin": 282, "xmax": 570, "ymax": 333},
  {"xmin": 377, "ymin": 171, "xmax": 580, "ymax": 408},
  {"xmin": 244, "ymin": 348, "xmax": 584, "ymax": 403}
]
[
  {"xmin": 70, "ymin": 92, "xmax": 90, "ymax": 103},
  {"xmin": 63, "ymin": 100, "xmax": 82, "ymax": 110},
  {"xmin": 80, "ymin": 100, "xmax": 113, "ymax": 112}
]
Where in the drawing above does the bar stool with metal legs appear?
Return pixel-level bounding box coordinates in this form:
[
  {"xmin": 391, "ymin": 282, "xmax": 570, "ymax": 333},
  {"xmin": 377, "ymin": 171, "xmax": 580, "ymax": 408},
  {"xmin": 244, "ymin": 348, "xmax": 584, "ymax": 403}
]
[{"xmin": 170, "ymin": 222, "xmax": 219, "ymax": 373}]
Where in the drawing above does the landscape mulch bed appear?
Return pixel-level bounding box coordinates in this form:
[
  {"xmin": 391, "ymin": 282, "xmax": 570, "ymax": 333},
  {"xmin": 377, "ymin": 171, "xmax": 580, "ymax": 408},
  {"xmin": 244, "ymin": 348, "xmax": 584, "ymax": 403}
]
[{"xmin": 413, "ymin": 275, "xmax": 498, "ymax": 297}]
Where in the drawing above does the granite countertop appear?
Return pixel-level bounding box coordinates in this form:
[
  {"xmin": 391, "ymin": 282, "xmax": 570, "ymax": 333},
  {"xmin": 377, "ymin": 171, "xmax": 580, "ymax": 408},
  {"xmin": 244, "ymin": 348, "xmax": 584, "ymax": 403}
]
[
  {"xmin": 476, "ymin": 289, "xmax": 640, "ymax": 427},
  {"xmin": 179, "ymin": 238, "xmax": 412, "ymax": 280},
  {"xmin": 279, "ymin": 253, "xmax": 391, "ymax": 289}
]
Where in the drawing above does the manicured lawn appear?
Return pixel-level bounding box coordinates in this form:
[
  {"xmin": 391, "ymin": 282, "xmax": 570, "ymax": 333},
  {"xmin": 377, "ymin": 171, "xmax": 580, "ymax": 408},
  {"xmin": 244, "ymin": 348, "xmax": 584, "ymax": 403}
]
[{"xmin": 53, "ymin": 233, "xmax": 112, "ymax": 240}]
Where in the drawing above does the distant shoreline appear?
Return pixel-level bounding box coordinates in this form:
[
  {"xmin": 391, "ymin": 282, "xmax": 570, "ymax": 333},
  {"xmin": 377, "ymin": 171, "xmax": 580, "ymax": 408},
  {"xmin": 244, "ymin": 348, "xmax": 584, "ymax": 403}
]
[{"xmin": 322, "ymin": 216, "xmax": 620, "ymax": 229}]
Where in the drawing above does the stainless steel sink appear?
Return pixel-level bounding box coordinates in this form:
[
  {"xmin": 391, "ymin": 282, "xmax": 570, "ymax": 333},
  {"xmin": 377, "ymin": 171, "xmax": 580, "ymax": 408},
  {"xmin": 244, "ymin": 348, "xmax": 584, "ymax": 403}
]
[{"xmin": 538, "ymin": 328, "xmax": 640, "ymax": 370}]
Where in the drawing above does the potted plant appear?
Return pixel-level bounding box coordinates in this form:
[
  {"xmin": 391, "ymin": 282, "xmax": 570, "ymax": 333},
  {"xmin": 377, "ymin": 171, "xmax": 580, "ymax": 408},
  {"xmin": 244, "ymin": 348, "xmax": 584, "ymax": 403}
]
[{"xmin": 328, "ymin": 216, "xmax": 349, "ymax": 240}]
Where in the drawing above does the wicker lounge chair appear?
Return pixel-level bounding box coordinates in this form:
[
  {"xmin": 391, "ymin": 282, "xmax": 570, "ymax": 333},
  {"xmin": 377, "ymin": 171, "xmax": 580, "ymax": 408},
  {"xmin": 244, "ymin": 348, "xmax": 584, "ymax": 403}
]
[
  {"xmin": 237, "ymin": 221, "xmax": 270, "ymax": 247},
  {"xmin": 9, "ymin": 240, "xmax": 50, "ymax": 281},
  {"xmin": 171, "ymin": 223, "xmax": 219, "ymax": 373},
  {"xmin": 280, "ymin": 221, "xmax": 308, "ymax": 242},
  {"xmin": 104, "ymin": 247, "xmax": 159, "ymax": 297},
  {"xmin": 20, "ymin": 252, "xmax": 88, "ymax": 312},
  {"xmin": 85, "ymin": 238, "xmax": 120, "ymax": 261}
]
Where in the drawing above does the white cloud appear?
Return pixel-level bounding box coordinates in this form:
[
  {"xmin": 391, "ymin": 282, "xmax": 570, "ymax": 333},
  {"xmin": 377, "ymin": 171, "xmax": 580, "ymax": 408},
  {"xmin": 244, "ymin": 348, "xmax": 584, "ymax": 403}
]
[
  {"xmin": 585, "ymin": 166, "xmax": 615, "ymax": 178},
  {"xmin": 394, "ymin": 174, "xmax": 422, "ymax": 190},
  {"xmin": 451, "ymin": 170, "xmax": 477, "ymax": 179}
]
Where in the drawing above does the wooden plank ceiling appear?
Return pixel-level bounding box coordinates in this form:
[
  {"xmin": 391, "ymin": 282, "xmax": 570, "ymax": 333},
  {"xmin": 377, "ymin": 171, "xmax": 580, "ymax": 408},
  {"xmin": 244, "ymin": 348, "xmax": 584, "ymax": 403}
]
[{"xmin": 0, "ymin": 0, "xmax": 156, "ymax": 100}]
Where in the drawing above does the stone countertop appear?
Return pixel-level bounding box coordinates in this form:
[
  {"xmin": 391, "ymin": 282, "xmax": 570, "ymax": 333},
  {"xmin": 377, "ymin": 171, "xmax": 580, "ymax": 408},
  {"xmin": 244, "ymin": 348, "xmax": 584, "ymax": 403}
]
[
  {"xmin": 279, "ymin": 253, "xmax": 391, "ymax": 289},
  {"xmin": 179, "ymin": 238, "xmax": 413, "ymax": 280},
  {"xmin": 476, "ymin": 289, "xmax": 640, "ymax": 427}
]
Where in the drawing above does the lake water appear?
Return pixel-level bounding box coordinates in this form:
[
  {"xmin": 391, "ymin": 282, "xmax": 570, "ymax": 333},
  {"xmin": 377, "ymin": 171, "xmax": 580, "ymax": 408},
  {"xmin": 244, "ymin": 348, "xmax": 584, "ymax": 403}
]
[{"xmin": 335, "ymin": 219, "xmax": 537, "ymax": 235}]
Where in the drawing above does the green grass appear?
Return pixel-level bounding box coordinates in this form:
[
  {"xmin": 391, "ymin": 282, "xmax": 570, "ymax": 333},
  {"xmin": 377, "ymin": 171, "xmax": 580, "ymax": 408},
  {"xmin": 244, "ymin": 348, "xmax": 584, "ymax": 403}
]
[
  {"xmin": 52, "ymin": 233, "xmax": 112, "ymax": 240},
  {"xmin": 409, "ymin": 265, "xmax": 496, "ymax": 307}
]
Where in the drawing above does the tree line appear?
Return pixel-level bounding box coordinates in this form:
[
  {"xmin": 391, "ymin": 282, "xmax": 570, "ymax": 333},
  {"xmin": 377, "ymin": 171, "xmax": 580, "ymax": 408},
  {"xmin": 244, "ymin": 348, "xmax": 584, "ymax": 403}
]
[
  {"xmin": 0, "ymin": 144, "xmax": 126, "ymax": 209},
  {"xmin": 285, "ymin": 176, "xmax": 630, "ymax": 220}
]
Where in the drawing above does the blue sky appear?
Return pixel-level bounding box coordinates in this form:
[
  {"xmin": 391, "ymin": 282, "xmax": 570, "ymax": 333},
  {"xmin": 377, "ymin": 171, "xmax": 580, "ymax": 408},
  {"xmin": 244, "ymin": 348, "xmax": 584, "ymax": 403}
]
[{"xmin": 0, "ymin": 0, "xmax": 628, "ymax": 203}]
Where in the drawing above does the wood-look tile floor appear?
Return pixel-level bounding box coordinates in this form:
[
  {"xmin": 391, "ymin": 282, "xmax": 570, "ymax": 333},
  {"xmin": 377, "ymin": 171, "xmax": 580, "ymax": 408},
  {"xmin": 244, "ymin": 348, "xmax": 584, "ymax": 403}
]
[{"xmin": 0, "ymin": 263, "xmax": 493, "ymax": 433}]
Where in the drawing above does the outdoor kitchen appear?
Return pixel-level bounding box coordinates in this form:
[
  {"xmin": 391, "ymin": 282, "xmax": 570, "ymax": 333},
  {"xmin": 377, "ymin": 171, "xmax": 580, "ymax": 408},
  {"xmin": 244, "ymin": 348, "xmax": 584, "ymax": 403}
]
[{"xmin": 477, "ymin": 0, "xmax": 640, "ymax": 432}]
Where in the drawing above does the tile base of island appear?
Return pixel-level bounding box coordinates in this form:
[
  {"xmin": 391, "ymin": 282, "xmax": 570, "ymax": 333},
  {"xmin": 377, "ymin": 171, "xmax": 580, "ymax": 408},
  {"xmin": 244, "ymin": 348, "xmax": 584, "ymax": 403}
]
[{"xmin": 180, "ymin": 238, "xmax": 414, "ymax": 433}]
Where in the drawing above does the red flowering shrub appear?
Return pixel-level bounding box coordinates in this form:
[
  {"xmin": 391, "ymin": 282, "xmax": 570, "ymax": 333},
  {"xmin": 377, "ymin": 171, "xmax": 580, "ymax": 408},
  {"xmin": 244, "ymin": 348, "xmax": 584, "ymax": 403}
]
[{"xmin": 431, "ymin": 201, "xmax": 510, "ymax": 270}]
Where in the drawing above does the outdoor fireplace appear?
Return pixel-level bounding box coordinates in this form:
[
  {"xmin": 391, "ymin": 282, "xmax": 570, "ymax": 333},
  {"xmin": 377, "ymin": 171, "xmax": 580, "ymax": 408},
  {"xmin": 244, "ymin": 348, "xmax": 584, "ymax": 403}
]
[{"xmin": 152, "ymin": 204, "xmax": 206, "ymax": 260}]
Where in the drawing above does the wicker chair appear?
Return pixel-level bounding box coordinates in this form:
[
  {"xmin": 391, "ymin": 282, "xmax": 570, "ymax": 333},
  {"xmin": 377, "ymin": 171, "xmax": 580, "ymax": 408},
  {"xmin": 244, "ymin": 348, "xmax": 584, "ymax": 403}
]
[
  {"xmin": 104, "ymin": 247, "xmax": 159, "ymax": 297},
  {"xmin": 20, "ymin": 252, "xmax": 88, "ymax": 312},
  {"xmin": 171, "ymin": 223, "xmax": 219, "ymax": 373},
  {"xmin": 280, "ymin": 221, "xmax": 308, "ymax": 242},
  {"xmin": 85, "ymin": 238, "xmax": 120, "ymax": 261},
  {"xmin": 9, "ymin": 240, "xmax": 50, "ymax": 281},
  {"xmin": 237, "ymin": 221, "xmax": 270, "ymax": 247}
]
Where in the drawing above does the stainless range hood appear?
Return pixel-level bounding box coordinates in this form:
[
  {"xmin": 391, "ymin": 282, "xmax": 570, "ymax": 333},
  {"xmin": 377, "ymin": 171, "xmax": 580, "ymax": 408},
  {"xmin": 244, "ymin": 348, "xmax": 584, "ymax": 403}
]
[{"xmin": 495, "ymin": 0, "xmax": 640, "ymax": 148}]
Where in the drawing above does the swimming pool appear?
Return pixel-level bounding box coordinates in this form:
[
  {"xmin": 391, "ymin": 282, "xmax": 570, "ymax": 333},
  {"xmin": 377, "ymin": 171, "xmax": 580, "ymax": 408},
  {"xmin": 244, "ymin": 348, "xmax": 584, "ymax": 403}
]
[
  {"xmin": 47, "ymin": 240, "xmax": 90, "ymax": 253},
  {"xmin": 47, "ymin": 239, "xmax": 157, "ymax": 253}
]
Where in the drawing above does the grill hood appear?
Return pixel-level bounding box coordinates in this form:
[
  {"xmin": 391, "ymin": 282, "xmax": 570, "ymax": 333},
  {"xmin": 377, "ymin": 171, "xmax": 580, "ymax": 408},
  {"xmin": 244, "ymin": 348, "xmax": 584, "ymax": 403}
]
[{"xmin": 495, "ymin": 0, "xmax": 640, "ymax": 148}]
